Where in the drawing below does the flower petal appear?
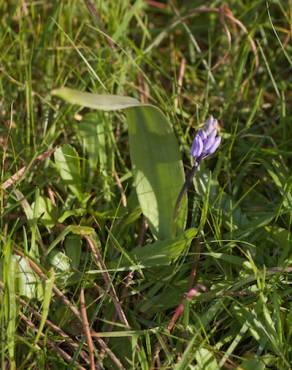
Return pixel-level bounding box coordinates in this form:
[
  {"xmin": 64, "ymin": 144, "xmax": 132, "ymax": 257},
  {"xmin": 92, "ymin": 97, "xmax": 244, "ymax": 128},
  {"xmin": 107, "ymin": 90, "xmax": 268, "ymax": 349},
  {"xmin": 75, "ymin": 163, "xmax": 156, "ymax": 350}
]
[
  {"xmin": 191, "ymin": 134, "xmax": 203, "ymax": 158},
  {"xmin": 197, "ymin": 129, "xmax": 207, "ymax": 141},
  {"xmin": 204, "ymin": 131, "xmax": 217, "ymax": 152},
  {"xmin": 204, "ymin": 116, "xmax": 216, "ymax": 135},
  {"xmin": 207, "ymin": 136, "xmax": 221, "ymax": 155}
]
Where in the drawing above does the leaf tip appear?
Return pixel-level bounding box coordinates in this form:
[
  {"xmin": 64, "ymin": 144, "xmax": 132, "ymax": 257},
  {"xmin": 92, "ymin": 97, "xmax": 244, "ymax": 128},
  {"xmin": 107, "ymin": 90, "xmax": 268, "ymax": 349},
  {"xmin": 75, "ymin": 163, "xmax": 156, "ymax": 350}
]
[{"xmin": 51, "ymin": 87, "xmax": 67, "ymax": 98}]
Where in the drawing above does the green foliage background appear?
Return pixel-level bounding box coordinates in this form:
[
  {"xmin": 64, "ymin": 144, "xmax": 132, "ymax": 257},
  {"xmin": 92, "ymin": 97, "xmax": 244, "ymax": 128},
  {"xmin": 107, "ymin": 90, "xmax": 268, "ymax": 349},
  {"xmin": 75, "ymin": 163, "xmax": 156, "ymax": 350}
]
[{"xmin": 0, "ymin": 1, "xmax": 291, "ymax": 369}]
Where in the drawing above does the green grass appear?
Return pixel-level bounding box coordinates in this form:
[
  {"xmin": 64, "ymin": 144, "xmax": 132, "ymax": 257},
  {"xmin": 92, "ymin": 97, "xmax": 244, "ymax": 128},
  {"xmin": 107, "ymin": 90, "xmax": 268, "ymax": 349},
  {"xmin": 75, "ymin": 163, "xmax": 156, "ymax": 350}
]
[{"xmin": 0, "ymin": 0, "xmax": 292, "ymax": 369}]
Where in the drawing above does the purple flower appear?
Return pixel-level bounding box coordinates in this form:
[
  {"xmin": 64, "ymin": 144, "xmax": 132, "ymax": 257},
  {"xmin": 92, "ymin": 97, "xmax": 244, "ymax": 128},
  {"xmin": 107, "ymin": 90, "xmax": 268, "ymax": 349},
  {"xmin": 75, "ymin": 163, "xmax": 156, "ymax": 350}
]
[{"xmin": 191, "ymin": 116, "xmax": 221, "ymax": 161}]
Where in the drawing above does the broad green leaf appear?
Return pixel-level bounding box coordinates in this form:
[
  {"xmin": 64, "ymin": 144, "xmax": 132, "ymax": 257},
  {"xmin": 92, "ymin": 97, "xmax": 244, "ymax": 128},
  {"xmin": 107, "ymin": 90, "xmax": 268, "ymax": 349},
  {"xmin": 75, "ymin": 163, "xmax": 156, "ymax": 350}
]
[
  {"xmin": 65, "ymin": 235, "xmax": 82, "ymax": 269},
  {"xmin": 2, "ymin": 249, "xmax": 43, "ymax": 301},
  {"xmin": 31, "ymin": 196, "xmax": 57, "ymax": 228},
  {"xmin": 126, "ymin": 106, "xmax": 186, "ymax": 239},
  {"xmin": 52, "ymin": 87, "xmax": 187, "ymax": 239},
  {"xmin": 52, "ymin": 87, "xmax": 140, "ymax": 110},
  {"xmin": 54, "ymin": 144, "xmax": 82, "ymax": 200},
  {"xmin": 49, "ymin": 251, "xmax": 71, "ymax": 272},
  {"xmin": 110, "ymin": 228, "xmax": 196, "ymax": 270},
  {"xmin": 16, "ymin": 256, "xmax": 43, "ymax": 300},
  {"xmin": 49, "ymin": 251, "xmax": 72, "ymax": 287}
]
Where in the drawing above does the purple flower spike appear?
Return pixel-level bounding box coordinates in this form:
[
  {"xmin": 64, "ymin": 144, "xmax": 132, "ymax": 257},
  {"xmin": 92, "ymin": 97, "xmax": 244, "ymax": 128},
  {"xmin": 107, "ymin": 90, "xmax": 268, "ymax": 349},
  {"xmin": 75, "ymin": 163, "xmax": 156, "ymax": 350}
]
[{"xmin": 191, "ymin": 116, "xmax": 221, "ymax": 162}]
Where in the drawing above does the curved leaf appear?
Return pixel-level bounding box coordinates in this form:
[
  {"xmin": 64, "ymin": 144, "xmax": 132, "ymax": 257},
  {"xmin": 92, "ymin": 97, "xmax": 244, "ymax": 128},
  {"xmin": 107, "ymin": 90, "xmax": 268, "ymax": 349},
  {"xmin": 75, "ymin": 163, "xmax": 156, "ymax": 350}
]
[
  {"xmin": 52, "ymin": 87, "xmax": 187, "ymax": 239},
  {"xmin": 52, "ymin": 87, "xmax": 140, "ymax": 111},
  {"xmin": 126, "ymin": 106, "xmax": 186, "ymax": 239}
]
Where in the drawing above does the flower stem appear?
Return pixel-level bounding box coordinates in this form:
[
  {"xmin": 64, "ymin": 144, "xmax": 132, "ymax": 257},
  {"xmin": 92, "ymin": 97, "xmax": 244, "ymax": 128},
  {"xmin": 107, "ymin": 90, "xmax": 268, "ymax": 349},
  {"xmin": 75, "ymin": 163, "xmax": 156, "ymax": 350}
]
[{"xmin": 173, "ymin": 160, "xmax": 200, "ymax": 231}]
